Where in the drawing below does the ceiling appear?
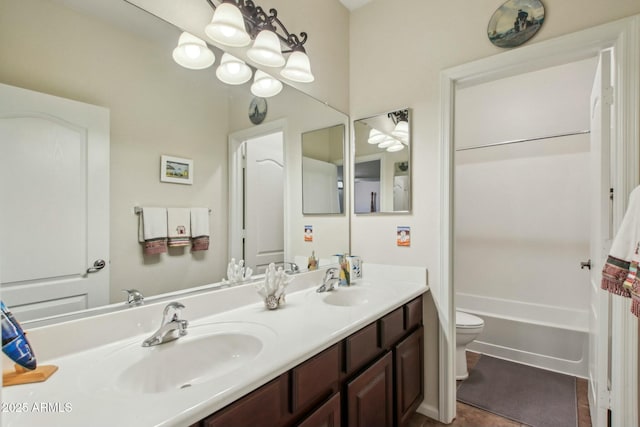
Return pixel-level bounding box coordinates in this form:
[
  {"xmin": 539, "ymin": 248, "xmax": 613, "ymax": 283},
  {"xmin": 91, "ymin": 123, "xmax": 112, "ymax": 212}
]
[{"xmin": 339, "ymin": 0, "xmax": 373, "ymax": 11}]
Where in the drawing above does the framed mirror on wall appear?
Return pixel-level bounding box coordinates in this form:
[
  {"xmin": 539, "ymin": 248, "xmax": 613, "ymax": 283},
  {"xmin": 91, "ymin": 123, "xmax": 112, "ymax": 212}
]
[
  {"xmin": 353, "ymin": 109, "xmax": 411, "ymax": 214},
  {"xmin": 301, "ymin": 124, "xmax": 346, "ymax": 215}
]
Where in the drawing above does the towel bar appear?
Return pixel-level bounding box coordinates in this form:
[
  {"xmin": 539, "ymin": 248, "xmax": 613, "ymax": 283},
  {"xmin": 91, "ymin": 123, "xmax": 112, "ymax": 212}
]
[{"xmin": 134, "ymin": 207, "xmax": 211, "ymax": 214}]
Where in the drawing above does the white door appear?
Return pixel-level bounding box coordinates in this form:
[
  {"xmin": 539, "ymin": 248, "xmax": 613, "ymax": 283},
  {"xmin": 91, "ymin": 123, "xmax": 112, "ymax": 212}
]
[
  {"xmin": 244, "ymin": 132, "xmax": 284, "ymax": 274},
  {"xmin": 588, "ymin": 50, "xmax": 613, "ymax": 427},
  {"xmin": 0, "ymin": 83, "xmax": 109, "ymax": 322}
]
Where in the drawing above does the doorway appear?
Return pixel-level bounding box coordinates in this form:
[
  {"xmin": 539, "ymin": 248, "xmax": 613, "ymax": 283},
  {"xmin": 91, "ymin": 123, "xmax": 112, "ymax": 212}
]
[
  {"xmin": 439, "ymin": 17, "xmax": 640, "ymax": 426},
  {"xmin": 229, "ymin": 120, "xmax": 287, "ymax": 275}
]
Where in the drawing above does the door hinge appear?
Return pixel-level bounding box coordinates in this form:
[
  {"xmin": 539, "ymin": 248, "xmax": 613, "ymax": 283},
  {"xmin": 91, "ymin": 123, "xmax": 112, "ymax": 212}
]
[
  {"xmin": 603, "ymin": 86, "xmax": 614, "ymax": 106},
  {"xmin": 609, "ymin": 188, "xmax": 614, "ymax": 201}
]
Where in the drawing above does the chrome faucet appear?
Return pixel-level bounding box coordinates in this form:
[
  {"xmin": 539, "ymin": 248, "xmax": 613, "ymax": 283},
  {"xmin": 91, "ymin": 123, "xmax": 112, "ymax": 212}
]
[
  {"xmin": 316, "ymin": 268, "xmax": 340, "ymax": 293},
  {"xmin": 142, "ymin": 302, "xmax": 188, "ymax": 347},
  {"xmin": 122, "ymin": 289, "xmax": 144, "ymax": 306},
  {"xmin": 283, "ymin": 262, "xmax": 300, "ymax": 274}
]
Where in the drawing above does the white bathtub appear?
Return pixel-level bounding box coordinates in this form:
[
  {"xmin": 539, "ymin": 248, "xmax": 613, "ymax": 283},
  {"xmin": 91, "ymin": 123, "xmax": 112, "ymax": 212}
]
[{"xmin": 457, "ymin": 292, "xmax": 589, "ymax": 378}]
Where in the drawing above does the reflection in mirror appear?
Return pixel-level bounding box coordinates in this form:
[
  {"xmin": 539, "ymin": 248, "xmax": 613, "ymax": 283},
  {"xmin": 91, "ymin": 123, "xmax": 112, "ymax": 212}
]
[
  {"xmin": 353, "ymin": 109, "xmax": 411, "ymax": 214},
  {"xmin": 0, "ymin": 0, "xmax": 349, "ymax": 325},
  {"xmin": 301, "ymin": 124, "xmax": 345, "ymax": 215}
]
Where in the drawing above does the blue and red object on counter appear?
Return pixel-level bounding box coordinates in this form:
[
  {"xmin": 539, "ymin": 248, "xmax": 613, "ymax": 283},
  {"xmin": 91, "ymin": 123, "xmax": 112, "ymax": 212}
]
[{"xmin": 1, "ymin": 301, "xmax": 37, "ymax": 370}]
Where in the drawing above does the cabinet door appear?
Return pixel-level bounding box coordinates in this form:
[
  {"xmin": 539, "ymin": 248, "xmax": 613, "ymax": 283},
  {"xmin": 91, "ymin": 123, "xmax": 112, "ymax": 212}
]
[
  {"xmin": 296, "ymin": 393, "xmax": 341, "ymax": 427},
  {"xmin": 395, "ymin": 326, "xmax": 424, "ymax": 426},
  {"xmin": 346, "ymin": 352, "xmax": 393, "ymax": 427},
  {"xmin": 204, "ymin": 375, "xmax": 288, "ymax": 427}
]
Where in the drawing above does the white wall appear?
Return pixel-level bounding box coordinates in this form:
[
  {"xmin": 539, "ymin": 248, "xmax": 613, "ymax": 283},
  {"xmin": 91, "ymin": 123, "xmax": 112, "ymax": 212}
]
[
  {"xmin": 349, "ymin": 0, "xmax": 640, "ymax": 417},
  {"xmin": 455, "ymin": 58, "xmax": 595, "ymax": 324}
]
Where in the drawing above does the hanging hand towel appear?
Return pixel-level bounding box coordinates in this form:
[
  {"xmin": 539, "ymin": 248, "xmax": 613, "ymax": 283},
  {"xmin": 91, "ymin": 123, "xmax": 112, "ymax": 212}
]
[
  {"xmin": 601, "ymin": 186, "xmax": 640, "ymax": 317},
  {"xmin": 138, "ymin": 207, "xmax": 168, "ymax": 255},
  {"xmin": 190, "ymin": 208, "xmax": 210, "ymax": 251},
  {"xmin": 167, "ymin": 208, "xmax": 191, "ymax": 247}
]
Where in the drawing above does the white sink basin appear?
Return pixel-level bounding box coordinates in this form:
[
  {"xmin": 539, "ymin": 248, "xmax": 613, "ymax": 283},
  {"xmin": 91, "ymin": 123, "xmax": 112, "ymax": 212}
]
[
  {"xmin": 82, "ymin": 322, "xmax": 275, "ymax": 394},
  {"xmin": 316, "ymin": 286, "xmax": 393, "ymax": 307}
]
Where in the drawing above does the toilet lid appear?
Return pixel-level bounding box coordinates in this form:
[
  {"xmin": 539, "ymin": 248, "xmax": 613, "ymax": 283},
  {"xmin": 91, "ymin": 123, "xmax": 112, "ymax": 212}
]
[{"xmin": 456, "ymin": 311, "xmax": 484, "ymax": 328}]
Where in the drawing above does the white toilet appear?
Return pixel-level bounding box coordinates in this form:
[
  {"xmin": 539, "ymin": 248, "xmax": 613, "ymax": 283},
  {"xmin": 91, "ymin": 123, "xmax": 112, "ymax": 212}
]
[{"xmin": 455, "ymin": 311, "xmax": 485, "ymax": 380}]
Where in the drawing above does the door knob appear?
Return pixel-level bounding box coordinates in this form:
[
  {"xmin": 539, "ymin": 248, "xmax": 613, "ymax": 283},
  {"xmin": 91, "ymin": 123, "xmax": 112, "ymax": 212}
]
[
  {"xmin": 87, "ymin": 259, "xmax": 106, "ymax": 274},
  {"xmin": 580, "ymin": 259, "xmax": 592, "ymax": 270}
]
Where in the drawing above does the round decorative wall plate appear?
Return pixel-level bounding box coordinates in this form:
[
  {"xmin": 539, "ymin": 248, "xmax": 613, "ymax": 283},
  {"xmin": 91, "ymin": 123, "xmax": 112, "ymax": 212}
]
[
  {"xmin": 487, "ymin": 0, "xmax": 545, "ymax": 48},
  {"xmin": 249, "ymin": 97, "xmax": 267, "ymax": 125}
]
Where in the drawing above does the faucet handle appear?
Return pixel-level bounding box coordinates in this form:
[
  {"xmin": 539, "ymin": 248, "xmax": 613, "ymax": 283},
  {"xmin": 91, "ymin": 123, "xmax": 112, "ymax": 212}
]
[
  {"xmin": 162, "ymin": 302, "xmax": 185, "ymax": 322},
  {"xmin": 122, "ymin": 289, "xmax": 144, "ymax": 306},
  {"xmin": 324, "ymin": 267, "xmax": 340, "ymax": 280}
]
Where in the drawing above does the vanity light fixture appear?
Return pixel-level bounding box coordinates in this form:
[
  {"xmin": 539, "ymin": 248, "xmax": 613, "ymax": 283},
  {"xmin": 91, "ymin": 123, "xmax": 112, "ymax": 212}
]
[
  {"xmin": 204, "ymin": 0, "xmax": 314, "ymax": 82},
  {"xmin": 172, "ymin": 0, "xmax": 314, "ymax": 95},
  {"xmin": 172, "ymin": 32, "xmax": 216, "ymax": 70},
  {"xmin": 251, "ymin": 70, "xmax": 283, "ymax": 97},
  {"xmin": 216, "ymin": 53, "xmax": 253, "ymax": 84}
]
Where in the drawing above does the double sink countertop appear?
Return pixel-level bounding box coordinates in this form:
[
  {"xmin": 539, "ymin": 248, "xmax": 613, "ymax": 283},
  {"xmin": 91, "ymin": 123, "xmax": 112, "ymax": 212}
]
[{"xmin": 1, "ymin": 264, "xmax": 428, "ymax": 427}]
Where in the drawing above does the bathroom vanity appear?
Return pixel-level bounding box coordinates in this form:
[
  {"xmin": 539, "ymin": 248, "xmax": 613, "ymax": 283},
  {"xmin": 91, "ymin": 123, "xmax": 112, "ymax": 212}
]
[{"xmin": 1, "ymin": 265, "xmax": 428, "ymax": 427}]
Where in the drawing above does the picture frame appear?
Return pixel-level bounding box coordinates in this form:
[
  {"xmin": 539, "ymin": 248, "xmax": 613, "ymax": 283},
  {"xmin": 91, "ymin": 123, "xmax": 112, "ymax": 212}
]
[
  {"xmin": 160, "ymin": 155, "xmax": 193, "ymax": 185},
  {"xmin": 487, "ymin": 0, "xmax": 545, "ymax": 49}
]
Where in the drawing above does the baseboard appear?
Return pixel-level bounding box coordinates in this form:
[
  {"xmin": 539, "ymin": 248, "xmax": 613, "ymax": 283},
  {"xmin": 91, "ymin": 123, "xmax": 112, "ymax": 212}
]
[{"xmin": 416, "ymin": 401, "xmax": 440, "ymax": 422}]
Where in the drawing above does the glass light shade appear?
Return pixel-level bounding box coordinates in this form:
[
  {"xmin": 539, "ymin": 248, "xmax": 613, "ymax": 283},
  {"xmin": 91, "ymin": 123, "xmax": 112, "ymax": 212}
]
[
  {"xmin": 247, "ymin": 30, "xmax": 285, "ymax": 67},
  {"xmin": 216, "ymin": 53, "xmax": 252, "ymax": 85},
  {"xmin": 377, "ymin": 136, "xmax": 397, "ymax": 149},
  {"xmin": 392, "ymin": 120, "xmax": 409, "ymax": 143},
  {"xmin": 172, "ymin": 32, "xmax": 215, "ymax": 70},
  {"xmin": 368, "ymin": 129, "xmax": 386, "ymax": 145},
  {"xmin": 280, "ymin": 51, "xmax": 314, "ymax": 83},
  {"xmin": 204, "ymin": 3, "xmax": 250, "ymax": 47},
  {"xmin": 386, "ymin": 141, "xmax": 405, "ymax": 152},
  {"xmin": 251, "ymin": 70, "xmax": 283, "ymax": 98}
]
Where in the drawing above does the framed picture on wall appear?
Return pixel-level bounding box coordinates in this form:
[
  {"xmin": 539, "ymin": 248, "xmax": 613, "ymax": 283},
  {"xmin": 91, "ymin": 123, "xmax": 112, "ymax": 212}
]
[
  {"xmin": 160, "ymin": 155, "xmax": 193, "ymax": 185},
  {"xmin": 487, "ymin": 0, "xmax": 545, "ymax": 48}
]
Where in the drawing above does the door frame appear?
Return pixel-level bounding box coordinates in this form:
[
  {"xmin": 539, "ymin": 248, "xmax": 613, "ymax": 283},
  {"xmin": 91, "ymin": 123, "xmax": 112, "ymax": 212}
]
[
  {"xmin": 439, "ymin": 16, "xmax": 639, "ymax": 425},
  {"xmin": 228, "ymin": 119, "xmax": 288, "ymax": 264}
]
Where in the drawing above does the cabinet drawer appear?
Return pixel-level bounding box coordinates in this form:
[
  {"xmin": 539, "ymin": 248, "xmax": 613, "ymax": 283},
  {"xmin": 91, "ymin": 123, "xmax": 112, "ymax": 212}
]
[
  {"xmin": 204, "ymin": 374, "xmax": 288, "ymax": 427},
  {"xmin": 344, "ymin": 321, "xmax": 381, "ymax": 375},
  {"xmin": 379, "ymin": 307, "xmax": 405, "ymax": 349},
  {"xmin": 296, "ymin": 392, "xmax": 341, "ymax": 427},
  {"xmin": 291, "ymin": 344, "xmax": 340, "ymax": 413},
  {"xmin": 404, "ymin": 296, "xmax": 423, "ymax": 331}
]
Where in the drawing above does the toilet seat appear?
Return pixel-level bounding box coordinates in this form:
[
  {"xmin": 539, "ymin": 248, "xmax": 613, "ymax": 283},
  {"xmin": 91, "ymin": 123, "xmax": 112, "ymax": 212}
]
[{"xmin": 456, "ymin": 311, "xmax": 484, "ymax": 329}]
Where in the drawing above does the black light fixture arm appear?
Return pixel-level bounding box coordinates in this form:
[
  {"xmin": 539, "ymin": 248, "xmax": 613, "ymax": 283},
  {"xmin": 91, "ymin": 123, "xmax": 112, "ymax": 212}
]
[
  {"xmin": 388, "ymin": 109, "xmax": 409, "ymax": 124},
  {"xmin": 205, "ymin": 0, "xmax": 308, "ymax": 53}
]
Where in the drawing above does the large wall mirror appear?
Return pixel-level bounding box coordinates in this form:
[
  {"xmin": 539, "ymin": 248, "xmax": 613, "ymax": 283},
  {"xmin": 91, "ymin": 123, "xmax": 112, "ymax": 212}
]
[
  {"xmin": 301, "ymin": 124, "xmax": 345, "ymax": 215},
  {"xmin": 353, "ymin": 109, "xmax": 411, "ymax": 214},
  {"xmin": 0, "ymin": 0, "xmax": 350, "ymax": 324}
]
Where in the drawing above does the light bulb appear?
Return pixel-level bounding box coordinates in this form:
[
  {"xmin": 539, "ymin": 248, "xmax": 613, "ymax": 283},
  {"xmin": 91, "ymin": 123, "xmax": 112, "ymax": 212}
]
[
  {"xmin": 216, "ymin": 53, "xmax": 252, "ymax": 85},
  {"xmin": 184, "ymin": 44, "xmax": 201, "ymax": 59}
]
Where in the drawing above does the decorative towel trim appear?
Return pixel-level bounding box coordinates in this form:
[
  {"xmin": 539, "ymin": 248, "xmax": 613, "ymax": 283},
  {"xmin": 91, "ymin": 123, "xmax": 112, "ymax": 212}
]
[
  {"xmin": 144, "ymin": 238, "xmax": 167, "ymax": 255},
  {"xmin": 192, "ymin": 236, "xmax": 209, "ymax": 251},
  {"xmin": 168, "ymin": 237, "xmax": 191, "ymax": 248},
  {"xmin": 601, "ymin": 256, "xmax": 632, "ymax": 297},
  {"xmin": 632, "ymin": 293, "xmax": 640, "ymax": 317}
]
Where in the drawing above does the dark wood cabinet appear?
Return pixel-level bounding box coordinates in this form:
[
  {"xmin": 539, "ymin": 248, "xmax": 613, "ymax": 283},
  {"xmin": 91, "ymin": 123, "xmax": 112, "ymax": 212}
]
[
  {"xmin": 291, "ymin": 344, "xmax": 340, "ymax": 413},
  {"xmin": 346, "ymin": 352, "xmax": 394, "ymax": 427},
  {"xmin": 201, "ymin": 295, "xmax": 424, "ymax": 427},
  {"xmin": 296, "ymin": 393, "xmax": 341, "ymax": 427},
  {"xmin": 395, "ymin": 326, "xmax": 424, "ymax": 427},
  {"xmin": 203, "ymin": 374, "xmax": 288, "ymax": 427}
]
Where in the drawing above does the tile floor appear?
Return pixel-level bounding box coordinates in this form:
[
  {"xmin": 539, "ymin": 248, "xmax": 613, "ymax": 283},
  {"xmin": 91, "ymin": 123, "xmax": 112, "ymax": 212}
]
[{"xmin": 408, "ymin": 352, "xmax": 592, "ymax": 427}]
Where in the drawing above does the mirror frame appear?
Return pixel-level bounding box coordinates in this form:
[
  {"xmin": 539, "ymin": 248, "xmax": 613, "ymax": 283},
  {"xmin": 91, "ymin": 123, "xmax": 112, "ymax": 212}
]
[{"xmin": 352, "ymin": 108, "xmax": 412, "ymax": 215}]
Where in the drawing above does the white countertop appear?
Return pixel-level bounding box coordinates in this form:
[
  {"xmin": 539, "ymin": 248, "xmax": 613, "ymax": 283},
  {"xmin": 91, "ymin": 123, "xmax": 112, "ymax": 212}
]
[{"xmin": 1, "ymin": 264, "xmax": 428, "ymax": 427}]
